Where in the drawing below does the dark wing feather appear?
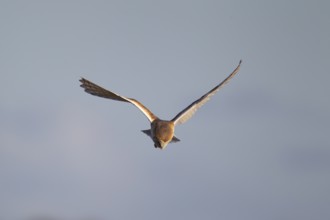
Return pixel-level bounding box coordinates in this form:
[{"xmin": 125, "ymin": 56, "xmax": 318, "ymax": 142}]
[{"xmin": 80, "ymin": 78, "xmax": 158, "ymax": 122}]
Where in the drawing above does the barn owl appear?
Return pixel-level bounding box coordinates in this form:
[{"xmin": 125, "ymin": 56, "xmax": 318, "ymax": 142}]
[{"xmin": 80, "ymin": 60, "xmax": 241, "ymax": 149}]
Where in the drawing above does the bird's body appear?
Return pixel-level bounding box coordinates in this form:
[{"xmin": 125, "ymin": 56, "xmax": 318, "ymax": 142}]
[
  {"xmin": 150, "ymin": 119, "xmax": 175, "ymax": 148},
  {"xmin": 80, "ymin": 60, "xmax": 241, "ymax": 149}
]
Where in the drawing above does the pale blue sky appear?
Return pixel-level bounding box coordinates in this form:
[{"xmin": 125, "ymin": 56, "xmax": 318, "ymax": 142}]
[{"xmin": 1, "ymin": 0, "xmax": 329, "ymax": 219}]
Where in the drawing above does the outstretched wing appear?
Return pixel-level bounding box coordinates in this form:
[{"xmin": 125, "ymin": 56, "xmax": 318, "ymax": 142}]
[
  {"xmin": 80, "ymin": 78, "xmax": 158, "ymax": 122},
  {"xmin": 171, "ymin": 60, "xmax": 242, "ymax": 126}
]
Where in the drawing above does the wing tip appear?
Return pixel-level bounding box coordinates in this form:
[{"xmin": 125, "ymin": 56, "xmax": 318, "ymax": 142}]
[
  {"xmin": 236, "ymin": 60, "xmax": 242, "ymax": 68},
  {"xmin": 79, "ymin": 77, "xmax": 88, "ymax": 89},
  {"xmin": 79, "ymin": 77, "xmax": 87, "ymax": 84}
]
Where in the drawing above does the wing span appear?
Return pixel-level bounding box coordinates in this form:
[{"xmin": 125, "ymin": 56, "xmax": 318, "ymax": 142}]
[
  {"xmin": 171, "ymin": 60, "xmax": 242, "ymax": 125},
  {"xmin": 80, "ymin": 78, "xmax": 158, "ymax": 122}
]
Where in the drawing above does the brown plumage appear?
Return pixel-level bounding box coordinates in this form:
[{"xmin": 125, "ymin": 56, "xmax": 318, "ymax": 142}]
[{"xmin": 80, "ymin": 60, "xmax": 242, "ymax": 149}]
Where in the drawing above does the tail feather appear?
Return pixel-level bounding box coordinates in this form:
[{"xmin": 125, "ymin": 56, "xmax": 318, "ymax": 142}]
[
  {"xmin": 141, "ymin": 129, "xmax": 152, "ymax": 137},
  {"xmin": 171, "ymin": 136, "xmax": 180, "ymax": 143}
]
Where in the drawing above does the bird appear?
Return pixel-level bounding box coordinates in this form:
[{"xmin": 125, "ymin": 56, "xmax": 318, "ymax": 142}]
[{"xmin": 80, "ymin": 60, "xmax": 242, "ymax": 149}]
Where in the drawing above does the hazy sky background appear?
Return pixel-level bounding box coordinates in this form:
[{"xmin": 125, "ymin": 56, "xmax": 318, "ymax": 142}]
[{"xmin": 1, "ymin": 0, "xmax": 329, "ymax": 219}]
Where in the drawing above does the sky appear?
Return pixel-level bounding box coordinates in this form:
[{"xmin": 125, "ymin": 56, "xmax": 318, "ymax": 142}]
[{"xmin": 1, "ymin": 0, "xmax": 329, "ymax": 219}]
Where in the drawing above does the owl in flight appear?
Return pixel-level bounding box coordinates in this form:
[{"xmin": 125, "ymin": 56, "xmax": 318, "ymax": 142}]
[{"xmin": 80, "ymin": 60, "xmax": 242, "ymax": 149}]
